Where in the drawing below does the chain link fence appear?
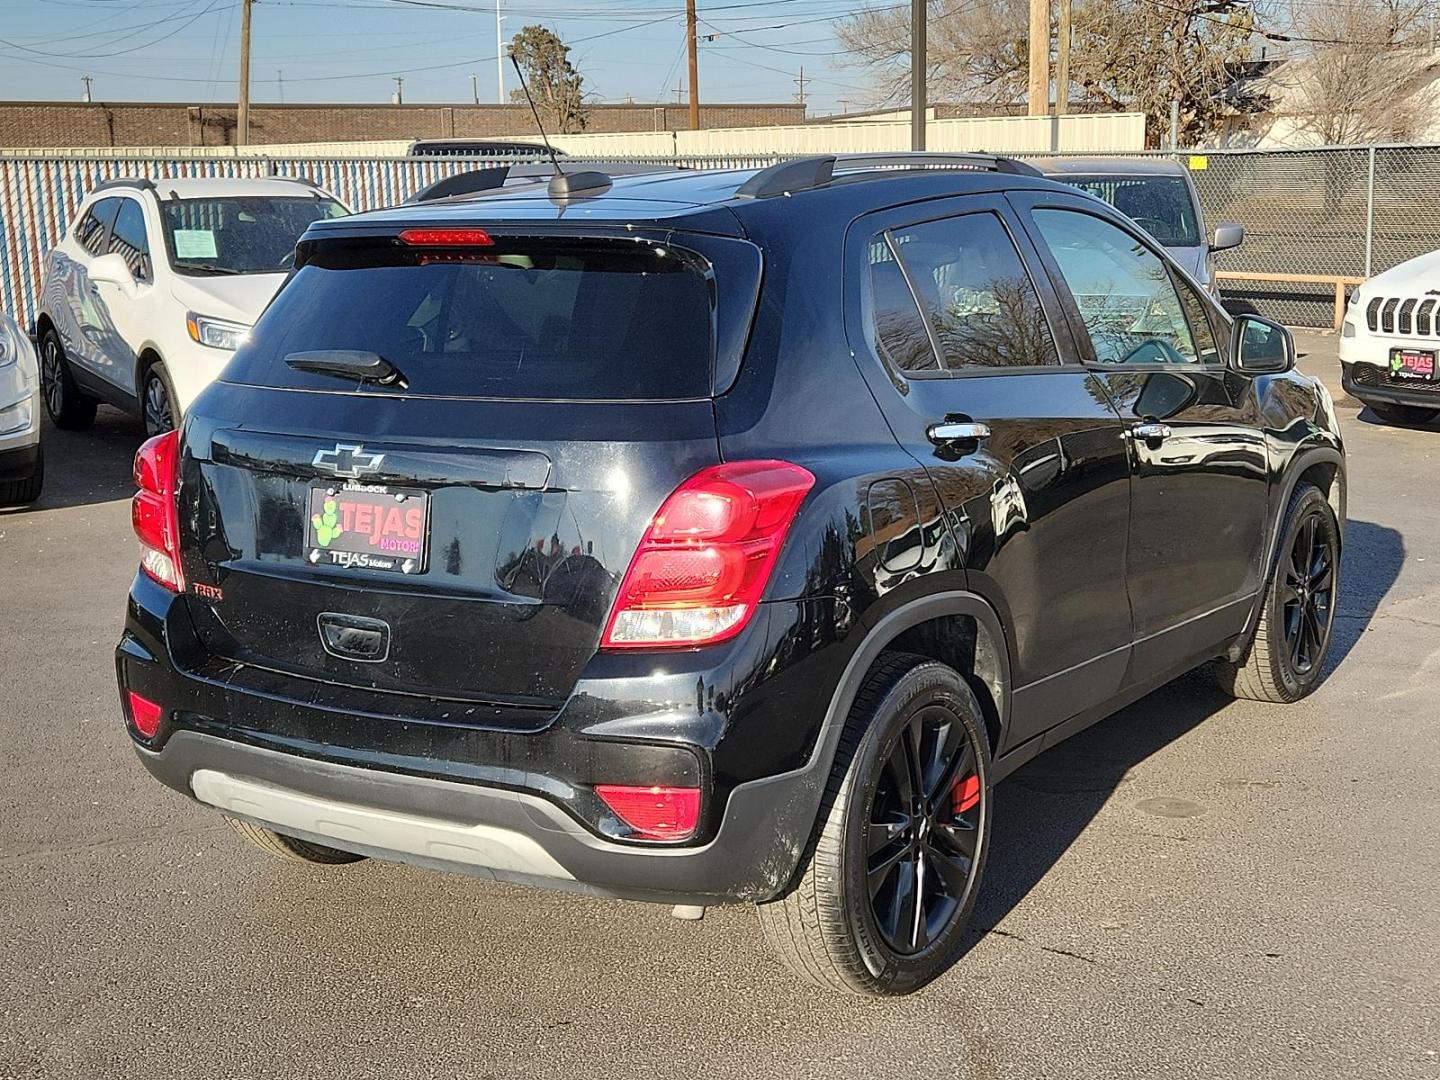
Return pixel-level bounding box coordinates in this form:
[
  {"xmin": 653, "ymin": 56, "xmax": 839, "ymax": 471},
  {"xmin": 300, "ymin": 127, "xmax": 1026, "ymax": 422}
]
[
  {"xmin": 1180, "ymin": 145, "xmax": 1440, "ymax": 326},
  {"xmin": 3, "ymin": 145, "xmax": 1438, "ymax": 330}
]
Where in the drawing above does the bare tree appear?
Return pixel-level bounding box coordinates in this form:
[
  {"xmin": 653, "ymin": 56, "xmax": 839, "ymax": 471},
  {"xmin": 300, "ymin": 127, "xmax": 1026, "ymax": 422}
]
[
  {"xmin": 1281, "ymin": 0, "xmax": 1432, "ymax": 144},
  {"xmin": 835, "ymin": 0, "xmax": 1267, "ymax": 143}
]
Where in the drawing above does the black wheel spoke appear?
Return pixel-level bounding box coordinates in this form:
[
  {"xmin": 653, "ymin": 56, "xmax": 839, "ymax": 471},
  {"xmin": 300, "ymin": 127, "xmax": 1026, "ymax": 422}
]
[
  {"xmin": 880, "ymin": 855, "xmax": 919, "ymax": 946},
  {"xmin": 910, "ymin": 853, "xmax": 930, "ymax": 950},
  {"xmin": 927, "ymin": 739, "xmax": 974, "ymax": 818},
  {"xmin": 924, "ymin": 838, "xmax": 973, "ymax": 900},
  {"xmin": 867, "ymin": 837, "xmax": 909, "ymax": 899},
  {"xmin": 886, "ymin": 740, "xmax": 915, "ymax": 808}
]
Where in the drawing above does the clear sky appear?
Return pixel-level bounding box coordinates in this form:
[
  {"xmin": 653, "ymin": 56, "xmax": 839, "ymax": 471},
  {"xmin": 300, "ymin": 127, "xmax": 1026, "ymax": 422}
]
[{"xmin": 0, "ymin": 0, "xmax": 883, "ymax": 119}]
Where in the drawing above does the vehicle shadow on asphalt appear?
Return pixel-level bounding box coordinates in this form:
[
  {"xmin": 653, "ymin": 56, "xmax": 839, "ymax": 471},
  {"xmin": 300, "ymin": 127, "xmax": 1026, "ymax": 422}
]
[
  {"xmin": 1328, "ymin": 517, "xmax": 1404, "ymax": 671},
  {"xmin": 2, "ymin": 407, "xmax": 145, "ymax": 514},
  {"xmin": 1352, "ymin": 405, "xmax": 1440, "ymax": 432},
  {"xmin": 965, "ymin": 517, "xmax": 1400, "ymax": 945}
]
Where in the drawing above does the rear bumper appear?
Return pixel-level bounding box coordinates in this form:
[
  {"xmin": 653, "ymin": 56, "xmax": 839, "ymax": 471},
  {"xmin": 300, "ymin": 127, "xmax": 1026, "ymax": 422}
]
[
  {"xmin": 117, "ymin": 571, "xmax": 849, "ymax": 904},
  {"xmin": 1342, "ymin": 361, "xmax": 1440, "ymax": 411},
  {"xmin": 135, "ymin": 730, "xmax": 812, "ymax": 905}
]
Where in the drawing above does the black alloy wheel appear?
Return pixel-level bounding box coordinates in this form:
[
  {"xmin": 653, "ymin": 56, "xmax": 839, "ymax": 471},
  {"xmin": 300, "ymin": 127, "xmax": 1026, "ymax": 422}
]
[
  {"xmin": 1214, "ymin": 482, "xmax": 1340, "ymax": 703},
  {"xmin": 39, "ymin": 329, "xmax": 96, "ymax": 430},
  {"xmin": 143, "ymin": 364, "xmax": 175, "ymax": 437},
  {"xmin": 867, "ymin": 703, "xmax": 983, "ymax": 955},
  {"xmin": 1280, "ymin": 509, "xmax": 1336, "ymax": 678},
  {"xmin": 758, "ymin": 653, "xmax": 992, "ymax": 995}
]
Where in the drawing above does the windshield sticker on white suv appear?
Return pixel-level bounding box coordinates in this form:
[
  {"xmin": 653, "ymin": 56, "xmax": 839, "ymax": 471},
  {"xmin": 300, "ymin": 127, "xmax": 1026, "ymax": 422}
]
[{"xmin": 174, "ymin": 229, "xmax": 218, "ymax": 259}]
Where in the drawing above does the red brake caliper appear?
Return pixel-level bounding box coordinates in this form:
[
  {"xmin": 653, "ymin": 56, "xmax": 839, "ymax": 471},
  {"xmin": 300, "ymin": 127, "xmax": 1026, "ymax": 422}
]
[{"xmin": 952, "ymin": 774, "xmax": 981, "ymax": 815}]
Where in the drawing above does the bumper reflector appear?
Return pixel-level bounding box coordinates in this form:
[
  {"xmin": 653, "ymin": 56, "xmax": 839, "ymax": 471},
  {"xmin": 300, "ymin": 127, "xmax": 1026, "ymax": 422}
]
[
  {"xmin": 126, "ymin": 690, "xmax": 164, "ymax": 739},
  {"xmin": 595, "ymin": 784, "xmax": 701, "ymax": 842}
]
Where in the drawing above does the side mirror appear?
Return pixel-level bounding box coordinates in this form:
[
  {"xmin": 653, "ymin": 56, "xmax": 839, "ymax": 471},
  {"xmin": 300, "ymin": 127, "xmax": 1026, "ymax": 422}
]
[
  {"xmin": 89, "ymin": 252, "xmax": 136, "ymax": 293},
  {"xmin": 1230, "ymin": 314, "xmax": 1294, "ymax": 374},
  {"xmin": 1212, "ymin": 221, "xmax": 1244, "ymax": 252}
]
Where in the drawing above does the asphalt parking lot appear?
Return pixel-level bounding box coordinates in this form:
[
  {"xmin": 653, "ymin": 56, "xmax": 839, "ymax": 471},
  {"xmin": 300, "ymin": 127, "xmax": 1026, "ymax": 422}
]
[{"xmin": 1, "ymin": 331, "xmax": 1436, "ymax": 1080}]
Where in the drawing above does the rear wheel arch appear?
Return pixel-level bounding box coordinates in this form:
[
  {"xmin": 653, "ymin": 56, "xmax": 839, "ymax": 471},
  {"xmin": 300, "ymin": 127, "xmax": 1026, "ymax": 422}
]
[{"xmin": 819, "ymin": 592, "xmax": 1012, "ymax": 771}]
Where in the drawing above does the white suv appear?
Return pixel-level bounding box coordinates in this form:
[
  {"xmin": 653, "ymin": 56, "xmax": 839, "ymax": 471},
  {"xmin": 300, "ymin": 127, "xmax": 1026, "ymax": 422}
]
[
  {"xmin": 37, "ymin": 176, "xmax": 348, "ymax": 435},
  {"xmin": 0, "ymin": 309, "xmax": 42, "ymax": 507},
  {"xmin": 1341, "ymin": 249, "xmax": 1440, "ymax": 426}
]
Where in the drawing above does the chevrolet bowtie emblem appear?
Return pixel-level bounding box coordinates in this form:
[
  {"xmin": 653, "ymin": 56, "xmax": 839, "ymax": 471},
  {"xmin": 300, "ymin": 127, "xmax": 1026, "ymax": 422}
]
[{"xmin": 312, "ymin": 443, "xmax": 385, "ymax": 478}]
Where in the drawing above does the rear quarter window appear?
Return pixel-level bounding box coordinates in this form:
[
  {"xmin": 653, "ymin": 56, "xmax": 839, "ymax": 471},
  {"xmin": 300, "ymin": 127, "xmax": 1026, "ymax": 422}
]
[{"xmin": 225, "ymin": 235, "xmax": 727, "ymax": 400}]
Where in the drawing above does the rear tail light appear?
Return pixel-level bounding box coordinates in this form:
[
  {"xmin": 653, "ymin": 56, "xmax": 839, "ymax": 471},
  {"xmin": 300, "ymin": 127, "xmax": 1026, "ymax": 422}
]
[
  {"xmin": 125, "ymin": 689, "xmax": 165, "ymax": 739},
  {"xmin": 595, "ymin": 784, "xmax": 701, "ymax": 842},
  {"xmin": 601, "ymin": 460, "xmax": 815, "ymax": 649},
  {"xmin": 131, "ymin": 430, "xmax": 183, "ymax": 592}
]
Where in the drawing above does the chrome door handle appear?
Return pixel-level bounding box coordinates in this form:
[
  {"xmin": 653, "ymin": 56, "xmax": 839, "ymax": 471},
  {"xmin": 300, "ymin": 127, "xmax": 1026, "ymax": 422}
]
[
  {"xmin": 1130, "ymin": 423, "xmax": 1172, "ymax": 442},
  {"xmin": 927, "ymin": 422, "xmax": 991, "ymax": 444}
]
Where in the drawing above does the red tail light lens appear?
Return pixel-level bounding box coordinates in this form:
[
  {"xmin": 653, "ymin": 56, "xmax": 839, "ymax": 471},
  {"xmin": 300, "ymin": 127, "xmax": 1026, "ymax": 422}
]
[
  {"xmin": 398, "ymin": 228, "xmax": 494, "ymax": 246},
  {"xmin": 126, "ymin": 689, "xmax": 164, "ymax": 739},
  {"xmin": 601, "ymin": 460, "xmax": 815, "ymax": 649},
  {"xmin": 595, "ymin": 784, "xmax": 702, "ymax": 842},
  {"xmin": 131, "ymin": 430, "xmax": 183, "ymax": 592}
]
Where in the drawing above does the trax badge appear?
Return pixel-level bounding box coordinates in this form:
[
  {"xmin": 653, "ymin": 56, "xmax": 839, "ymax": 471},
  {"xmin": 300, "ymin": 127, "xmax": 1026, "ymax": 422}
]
[{"xmin": 312, "ymin": 443, "xmax": 385, "ymax": 479}]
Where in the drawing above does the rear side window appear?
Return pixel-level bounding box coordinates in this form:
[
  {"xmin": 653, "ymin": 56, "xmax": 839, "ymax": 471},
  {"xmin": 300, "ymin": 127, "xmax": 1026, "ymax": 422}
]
[
  {"xmin": 875, "ymin": 212, "xmax": 1060, "ymax": 372},
  {"xmin": 74, "ymin": 197, "xmax": 120, "ymax": 256},
  {"xmin": 229, "ymin": 236, "xmax": 716, "ymax": 400},
  {"xmin": 868, "ymin": 240, "xmax": 939, "ymax": 373}
]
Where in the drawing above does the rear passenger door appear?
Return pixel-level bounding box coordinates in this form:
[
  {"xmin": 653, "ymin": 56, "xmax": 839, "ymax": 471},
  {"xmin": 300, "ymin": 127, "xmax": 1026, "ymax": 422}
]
[
  {"xmin": 91, "ymin": 195, "xmax": 155, "ymax": 398},
  {"xmin": 1012, "ymin": 192, "xmax": 1270, "ymax": 682},
  {"xmin": 846, "ymin": 195, "xmax": 1134, "ymax": 752},
  {"xmin": 62, "ymin": 196, "xmax": 122, "ymax": 378}
]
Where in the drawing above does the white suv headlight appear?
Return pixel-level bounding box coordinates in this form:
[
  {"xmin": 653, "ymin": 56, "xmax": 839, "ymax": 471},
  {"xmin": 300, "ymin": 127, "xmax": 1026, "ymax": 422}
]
[{"xmin": 186, "ymin": 312, "xmax": 250, "ymax": 351}]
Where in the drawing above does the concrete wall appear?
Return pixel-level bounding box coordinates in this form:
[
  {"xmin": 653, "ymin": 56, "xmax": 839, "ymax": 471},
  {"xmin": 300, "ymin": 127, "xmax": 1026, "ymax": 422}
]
[{"xmin": 0, "ymin": 101, "xmax": 807, "ymax": 149}]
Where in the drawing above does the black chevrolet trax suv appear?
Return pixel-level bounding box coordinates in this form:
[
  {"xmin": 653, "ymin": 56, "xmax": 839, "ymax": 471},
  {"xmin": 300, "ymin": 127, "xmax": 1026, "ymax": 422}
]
[{"xmin": 117, "ymin": 154, "xmax": 1346, "ymax": 996}]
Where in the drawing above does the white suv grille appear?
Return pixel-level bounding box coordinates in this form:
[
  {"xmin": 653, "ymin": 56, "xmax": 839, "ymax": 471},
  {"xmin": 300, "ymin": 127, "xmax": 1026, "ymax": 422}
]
[{"xmin": 1365, "ymin": 296, "xmax": 1440, "ymax": 336}]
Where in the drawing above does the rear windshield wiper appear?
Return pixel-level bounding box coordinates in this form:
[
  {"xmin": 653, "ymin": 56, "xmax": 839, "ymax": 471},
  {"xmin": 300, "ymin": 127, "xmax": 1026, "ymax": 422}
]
[
  {"xmin": 171, "ymin": 260, "xmax": 245, "ymax": 275},
  {"xmin": 285, "ymin": 350, "xmax": 409, "ymax": 390}
]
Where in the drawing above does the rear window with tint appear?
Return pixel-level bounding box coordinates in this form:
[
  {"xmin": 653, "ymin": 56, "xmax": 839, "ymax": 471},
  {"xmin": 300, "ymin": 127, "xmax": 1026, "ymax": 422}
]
[{"xmin": 227, "ymin": 237, "xmax": 716, "ymax": 400}]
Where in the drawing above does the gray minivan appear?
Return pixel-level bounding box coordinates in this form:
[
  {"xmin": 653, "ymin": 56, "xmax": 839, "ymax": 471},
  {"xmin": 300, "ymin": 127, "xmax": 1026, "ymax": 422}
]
[{"xmin": 1032, "ymin": 157, "xmax": 1244, "ymax": 299}]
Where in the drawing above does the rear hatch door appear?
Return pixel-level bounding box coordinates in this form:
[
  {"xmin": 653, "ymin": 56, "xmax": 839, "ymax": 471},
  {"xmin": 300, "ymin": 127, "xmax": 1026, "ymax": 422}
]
[{"xmin": 178, "ymin": 224, "xmax": 760, "ymax": 720}]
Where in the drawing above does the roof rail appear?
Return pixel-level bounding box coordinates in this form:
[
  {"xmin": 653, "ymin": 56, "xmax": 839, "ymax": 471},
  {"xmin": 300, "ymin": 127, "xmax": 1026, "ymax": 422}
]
[
  {"xmin": 735, "ymin": 151, "xmax": 1042, "ymax": 199},
  {"xmin": 91, "ymin": 177, "xmax": 158, "ymax": 195},
  {"xmin": 407, "ymin": 161, "xmax": 686, "ymax": 204}
]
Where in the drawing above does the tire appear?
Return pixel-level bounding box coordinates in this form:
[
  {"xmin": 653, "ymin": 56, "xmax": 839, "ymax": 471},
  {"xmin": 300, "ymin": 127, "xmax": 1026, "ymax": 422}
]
[
  {"xmin": 1366, "ymin": 401, "xmax": 1438, "ymax": 426},
  {"xmin": 757, "ymin": 652, "xmax": 992, "ymax": 996},
  {"xmin": 225, "ymin": 816, "xmax": 368, "ymax": 865},
  {"xmin": 1214, "ymin": 482, "xmax": 1340, "ymax": 703},
  {"xmin": 0, "ymin": 443, "xmax": 43, "ymax": 507},
  {"xmin": 38, "ymin": 329, "xmax": 96, "ymax": 430},
  {"xmin": 141, "ymin": 361, "xmax": 177, "ymax": 436}
]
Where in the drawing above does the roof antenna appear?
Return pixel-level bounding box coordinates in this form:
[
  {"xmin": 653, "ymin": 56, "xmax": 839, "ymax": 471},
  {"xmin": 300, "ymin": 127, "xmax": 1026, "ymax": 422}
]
[{"xmin": 508, "ymin": 51, "xmax": 612, "ymax": 201}]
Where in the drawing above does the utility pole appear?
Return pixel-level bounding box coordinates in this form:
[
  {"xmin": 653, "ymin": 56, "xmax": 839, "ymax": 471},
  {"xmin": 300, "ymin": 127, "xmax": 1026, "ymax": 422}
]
[
  {"xmin": 794, "ymin": 66, "xmax": 807, "ymax": 112},
  {"xmin": 496, "ymin": 0, "xmax": 505, "ymax": 102},
  {"xmin": 81, "ymin": 75, "xmax": 93, "ymax": 103},
  {"xmin": 277, "ymin": 69, "xmax": 285, "ymax": 104},
  {"xmin": 237, "ymin": 0, "xmax": 253, "ymax": 145},
  {"xmin": 471, "ymin": 73, "xmax": 479, "ymax": 104},
  {"xmin": 1027, "ymin": 0, "xmax": 1048, "ymax": 116},
  {"xmin": 393, "ymin": 76, "xmax": 405, "ymax": 105},
  {"xmin": 1054, "ymin": 0, "xmax": 1070, "ymax": 115},
  {"xmin": 686, "ymin": 0, "xmax": 700, "ymax": 130},
  {"xmin": 910, "ymin": 0, "xmax": 925, "ymax": 149}
]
